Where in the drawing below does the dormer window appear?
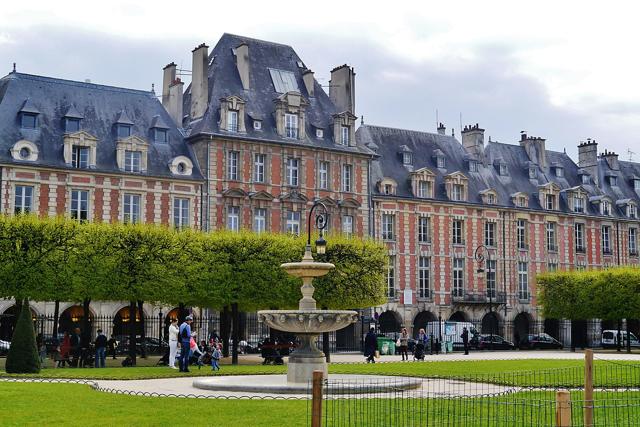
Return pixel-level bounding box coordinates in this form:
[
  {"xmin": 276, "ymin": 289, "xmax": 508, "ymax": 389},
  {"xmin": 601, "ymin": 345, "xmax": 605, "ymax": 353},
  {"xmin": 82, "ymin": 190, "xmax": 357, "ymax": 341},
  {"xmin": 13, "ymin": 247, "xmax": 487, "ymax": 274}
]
[
  {"xmin": 384, "ymin": 184, "xmax": 394, "ymax": 195},
  {"xmin": 19, "ymin": 147, "xmax": 30, "ymax": 159},
  {"xmin": 340, "ymin": 125, "xmax": 350, "ymax": 145},
  {"xmin": 378, "ymin": 178, "xmax": 398, "ymax": 196},
  {"xmin": 452, "ymin": 184, "xmax": 464, "ymax": 201},
  {"xmin": 602, "ymin": 200, "xmax": 611, "ymax": 216},
  {"xmin": 546, "ymin": 194, "xmax": 556, "ymax": 210},
  {"xmin": 154, "ymin": 128, "xmax": 168, "ymax": 143},
  {"xmin": 499, "ymin": 163, "xmax": 508, "ymax": 176},
  {"xmin": 629, "ymin": 204, "xmax": 638, "ymax": 219},
  {"xmin": 403, "ymin": 152, "xmax": 413, "ymax": 165},
  {"xmin": 488, "ymin": 194, "xmax": 496, "ymax": 204},
  {"xmin": 227, "ymin": 110, "xmax": 238, "ymax": 132},
  {"xmin": 529, "ymin": 167, "xmax": 536, "ymax": 179},
  {"xmin": 574, "ymin": 196, "xmax": 584, "ymax": 213},
  {"xmin": 65, "ymin": 118, "xmax": 81, "ymax": 133},
  {"xmin": 285, "ymin": 113, "xmax": 298, "ymax": 138},
  {"xmin": 635, "ymin": 179, "xmax": 640, "ymax": 191},
  {"xmin": 21, "ymin": 113, "xmax": 37, "ymax": 129},
  {"xmin": 117, "ymin": 124, "xmax": 132, "ymax": 139},
  {"xmin": 124, "ymin": 150, "xmax": 142, "ymax": 173},
  {"xmin": 582, "ymin": 174, "xmax": 590, "ymax": 185},
  {"xmin": 417, "ymin": 180, "xmax": 431, "ymax": 198},
  {"xmin": 315, "ymin": 128, "xmax": 323, "ymax": 138},
  {"xmin": 609, "ymin": 176, "xmax": 618, "ymax": 186},
  {"xmin": 469, "ymin": 161, "xmax": 479, "ymax": 173},
  {"xmin": 253, "ymin": 120, "xmax": 262, "ymax": 130},
  {"xmin": 518, "ymin": 196, "xmax": 527, "ymax": 207},
  {"xmin": 437, "ymin": 156, "xmax": 445, "ymax": 168},
  {"xmin": 555, "ymin": 167, "xmax": 564, "ymax": 178}
]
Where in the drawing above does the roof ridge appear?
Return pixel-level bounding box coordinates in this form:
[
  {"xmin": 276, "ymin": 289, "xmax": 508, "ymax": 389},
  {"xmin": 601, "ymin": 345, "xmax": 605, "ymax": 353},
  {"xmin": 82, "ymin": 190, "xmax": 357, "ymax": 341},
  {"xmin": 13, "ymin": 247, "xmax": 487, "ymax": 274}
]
[
  {"xmin": 362, "ymin": 123, "xmax": 454, "ymax": 139},
  {"xmin": 221, "ymin": 33, "xmax": 294, "ymax": 49},
  {"xmin": 6, "ymin": 72, "xmax": 155, "ymax": 97}
]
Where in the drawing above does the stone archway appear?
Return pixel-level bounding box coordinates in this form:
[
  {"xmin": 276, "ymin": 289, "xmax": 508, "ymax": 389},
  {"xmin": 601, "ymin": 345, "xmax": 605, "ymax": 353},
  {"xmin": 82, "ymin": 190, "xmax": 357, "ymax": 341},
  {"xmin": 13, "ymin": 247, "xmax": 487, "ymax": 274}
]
[
  {"xmin": 449, "ymin": 311, "xmax": 469, "ymax": 322},
  {"xmin": 481, "ymin": 311, "xmax": 501, "ymax": 337},
  {"xmin": 113, "ymin": 306, "xmax": 144, "ymax": 337},
  {"xmin": 513, "ymin": 312, "xmax": 533, "ymax": 346},
  {"xmin": 58, "ymin": 305, "xmax": 95, "ymax": 336},
  {"xmin": 413, "ymin": 311, "xmax": 437, "ymax": 338},
  {"xmin": 378, "ymin": 310, "xmax": 402, "ymax": 334}
]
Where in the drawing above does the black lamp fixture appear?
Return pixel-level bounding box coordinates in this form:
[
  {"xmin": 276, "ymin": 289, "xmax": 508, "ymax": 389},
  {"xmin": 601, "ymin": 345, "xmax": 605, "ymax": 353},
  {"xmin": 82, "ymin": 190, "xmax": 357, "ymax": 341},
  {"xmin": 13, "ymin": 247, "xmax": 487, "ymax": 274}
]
[{"xmin": 306, "ymin": 200, "xmax": 329, "ymax": 257}]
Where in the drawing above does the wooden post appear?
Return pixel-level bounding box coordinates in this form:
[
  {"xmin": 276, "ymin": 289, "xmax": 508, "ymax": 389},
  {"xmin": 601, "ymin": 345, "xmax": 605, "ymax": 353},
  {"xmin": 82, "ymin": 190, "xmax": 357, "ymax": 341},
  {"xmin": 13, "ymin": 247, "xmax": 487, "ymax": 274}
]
[
  {"xmin": 556, "ymin": 390, "xmax": 572, "ymax": 427},
  {"xmin": 584, "ymin": 349, "xmax": 594, "ymax": 427},
  {"xmin": 311, "ymin": 370, "xmax": 324, "ymax": 427}
]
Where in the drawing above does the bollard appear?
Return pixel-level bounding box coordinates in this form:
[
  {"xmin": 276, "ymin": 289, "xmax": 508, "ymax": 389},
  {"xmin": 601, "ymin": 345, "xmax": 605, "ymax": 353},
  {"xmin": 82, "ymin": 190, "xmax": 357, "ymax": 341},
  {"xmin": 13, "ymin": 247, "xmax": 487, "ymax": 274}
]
[
  {"xmin": 311, "ymin": 370, "xmax": 324, "ymax": 427},
  {"xmin": 584, "ymin": 349, "xmax": 594, "ymax": 427},
  {"xmin": 556, "ymin": 390, "xmax": 572, "ymax": 427}
]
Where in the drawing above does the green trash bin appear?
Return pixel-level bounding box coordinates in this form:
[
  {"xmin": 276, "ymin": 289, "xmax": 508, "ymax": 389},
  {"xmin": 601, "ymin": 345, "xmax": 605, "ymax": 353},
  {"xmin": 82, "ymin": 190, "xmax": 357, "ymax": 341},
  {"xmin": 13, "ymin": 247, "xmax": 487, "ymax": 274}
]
[
  {"xmin": 446, "ymin": 341, "xmax": 453, "ymax": 353},
  {"xmin": 377, "ymin": 337, "xmax": 396, "ymax": 355}
]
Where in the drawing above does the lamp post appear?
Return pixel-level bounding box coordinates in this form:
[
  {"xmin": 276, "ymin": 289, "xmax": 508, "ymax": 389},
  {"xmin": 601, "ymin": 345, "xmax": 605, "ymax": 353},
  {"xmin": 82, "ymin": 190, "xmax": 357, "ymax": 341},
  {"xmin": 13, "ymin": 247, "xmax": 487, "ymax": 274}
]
[
  {"xmin": 475, "ymin": 245, "xmax": 496, "ymax": 349},
  {"xmin": 158, "ymin": 310, "xmax": 163, "ymax": 350}
]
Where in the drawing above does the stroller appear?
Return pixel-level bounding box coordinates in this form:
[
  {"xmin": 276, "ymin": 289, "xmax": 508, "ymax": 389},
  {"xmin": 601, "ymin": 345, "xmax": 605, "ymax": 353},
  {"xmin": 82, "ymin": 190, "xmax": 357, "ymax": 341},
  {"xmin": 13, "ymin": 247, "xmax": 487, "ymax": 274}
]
[{"xmin": 413, "ymin": 342, "xmax": 425, "ymax": 361}]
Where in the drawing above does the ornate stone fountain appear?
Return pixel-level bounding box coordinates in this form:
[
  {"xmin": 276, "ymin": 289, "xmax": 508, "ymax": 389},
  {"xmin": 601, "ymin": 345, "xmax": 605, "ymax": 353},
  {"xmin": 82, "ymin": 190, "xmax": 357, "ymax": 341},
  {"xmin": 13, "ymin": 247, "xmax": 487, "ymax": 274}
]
[{"xmin": 257, "ymin": 248, "xmax": 359, "ymax": 383}]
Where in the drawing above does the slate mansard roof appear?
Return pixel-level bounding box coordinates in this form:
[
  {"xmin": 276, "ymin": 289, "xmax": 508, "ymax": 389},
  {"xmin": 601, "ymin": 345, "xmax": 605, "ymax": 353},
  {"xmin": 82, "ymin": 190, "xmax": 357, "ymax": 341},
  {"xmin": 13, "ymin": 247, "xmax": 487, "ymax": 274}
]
[
  {"xmin": 183, "ymin": 33, "xmax": 372, "ymax": 156},
  {"xmin": 359, "ymin": 124, "xmax": 640, "ymax": 218},
  {"xmin": 0, "ymin": 72, "xmax": 202, "ymax": 180}
]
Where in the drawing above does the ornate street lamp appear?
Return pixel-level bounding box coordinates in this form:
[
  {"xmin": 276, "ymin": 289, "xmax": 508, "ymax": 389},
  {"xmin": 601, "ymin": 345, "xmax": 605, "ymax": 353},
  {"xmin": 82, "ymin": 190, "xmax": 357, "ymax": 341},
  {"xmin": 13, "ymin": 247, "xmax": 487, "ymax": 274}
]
[
  {"xmin": 304, "ymin": 200, "xmax": 329, "ymax": 259},
  {"xmin": 475, "ymin": 245, "xmax": 496, "ymax": 349}
]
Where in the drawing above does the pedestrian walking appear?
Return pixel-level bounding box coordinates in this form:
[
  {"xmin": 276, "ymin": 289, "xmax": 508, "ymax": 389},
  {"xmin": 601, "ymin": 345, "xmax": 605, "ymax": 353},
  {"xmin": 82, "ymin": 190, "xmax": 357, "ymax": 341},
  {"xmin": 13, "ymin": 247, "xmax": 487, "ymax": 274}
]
[
  {"xmin": 36, "ymin": 333, "xmax": 46, "ymax": 367},
  {"xmin": 94, "ymin": 329, "xmax": 107, "ymax": 368},
  {"xmin": 58, "ymin": 332, "xmax": 71, "ymax": 367},
  {"xmin": 461, "ymin": 327, "xmax": 469, "ymax": 355},
  {"xmin": 168, "ymin": 318, "xmax": 179, "ymax": 369},
  {"xmin": 70, "ymin": 328, "xmax": 82, "ymax": 367},
  {"xmin": 364, "ymin": 327, "xmax": 377, "ymax": 363},
  {"xmin": 414, "ymin": 328, "xmax": 427, "ymax": 360},
  {"xmin": 107, "ymin": 335, "xmax": 118, "ymax": 360},
  {"xmin": 399, "ymin": 328, "xmax": 409, "ymax": 361},
  {"xmin": 178, "ymin": 315, "xmax": 193, "ymax": 372},
  {"xmin": 211, "ymin": 344, "xmax": 221, "ymax": 371}
]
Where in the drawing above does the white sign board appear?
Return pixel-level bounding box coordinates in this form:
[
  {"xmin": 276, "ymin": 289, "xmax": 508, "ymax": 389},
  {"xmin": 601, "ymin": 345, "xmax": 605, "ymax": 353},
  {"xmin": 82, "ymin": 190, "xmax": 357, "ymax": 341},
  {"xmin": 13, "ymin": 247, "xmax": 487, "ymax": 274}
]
[{"xmin": 403, "ymin": 288, "xmax": 413, "ymax": 305}]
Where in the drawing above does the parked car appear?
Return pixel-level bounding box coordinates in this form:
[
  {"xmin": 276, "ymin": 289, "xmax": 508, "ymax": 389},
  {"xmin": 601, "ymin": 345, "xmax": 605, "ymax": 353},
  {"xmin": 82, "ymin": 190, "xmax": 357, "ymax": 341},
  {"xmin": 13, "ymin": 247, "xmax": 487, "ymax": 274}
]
[
  {"xmin": 519, "ymin": 333, "xmax": 563, "ymax": 350},
  {"xmin": 475, "ymin": 335, "xmax": 515, "ymax": 350},
  {"xmin": 601, "ymin": 330, "xmax": 640, "ymax": 349},
  {"xmin": 114, "ymin": 335, "xmax": 168, "ymax": 355},
  {"xmin": 0, "ymin": 339, "xmax": 10, "ymax": 355}
]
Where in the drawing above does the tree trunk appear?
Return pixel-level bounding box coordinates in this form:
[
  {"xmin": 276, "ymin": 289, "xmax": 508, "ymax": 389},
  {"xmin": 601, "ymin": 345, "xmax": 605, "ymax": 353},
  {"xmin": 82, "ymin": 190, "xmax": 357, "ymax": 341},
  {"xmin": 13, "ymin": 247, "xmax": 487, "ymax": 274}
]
[
  {"xmin": 322, "ymin": 307, "xmax": 330, "ymax": 362},
  {"xmin": 231, "ymin": 303, "xmax": 239, "ymax": 365},
  {"xmin": 128, "ymin": 300, "xmax": 137, "ymax": 366},
  {"xmin": 617, "ymin": 320, "xmax": 622, "ymax": 352},
  {"xmin": 221, "ymin": 306, "xmax": 230, "ymax": 358},
  {"xmin": 137, "ymin": 300, "xmax": 146, "ymax": 358},
  {"xmin": 178, "ymin": 303, "xmax": 187, "ymax": 323},
  {"xmin": 626, "ymin": 320, "xmax": 632, "ymax": 354},
  {"xmin": 82, "ymin": 298, "xmax": 91, "ymax": 348},
  {"xmin": 52, "ymin": 300, "xmax": 60, "ymax": 340}
]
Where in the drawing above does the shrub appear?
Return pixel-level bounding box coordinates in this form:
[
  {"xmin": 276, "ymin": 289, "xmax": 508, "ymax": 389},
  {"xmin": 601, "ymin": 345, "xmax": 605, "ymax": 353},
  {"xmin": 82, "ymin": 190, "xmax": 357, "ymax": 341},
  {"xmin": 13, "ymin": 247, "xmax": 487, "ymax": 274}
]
[{"xmin": 5, "ymin": 301, "xmax": 40, "ymax": 374}]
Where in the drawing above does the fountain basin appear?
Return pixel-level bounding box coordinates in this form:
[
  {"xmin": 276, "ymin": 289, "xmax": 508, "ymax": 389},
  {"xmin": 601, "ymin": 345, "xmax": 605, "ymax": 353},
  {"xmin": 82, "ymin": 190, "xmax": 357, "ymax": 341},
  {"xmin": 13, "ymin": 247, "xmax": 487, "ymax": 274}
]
[{"xmin": 258, "ymin": 310, "xmax": 359, "ymax": 334}]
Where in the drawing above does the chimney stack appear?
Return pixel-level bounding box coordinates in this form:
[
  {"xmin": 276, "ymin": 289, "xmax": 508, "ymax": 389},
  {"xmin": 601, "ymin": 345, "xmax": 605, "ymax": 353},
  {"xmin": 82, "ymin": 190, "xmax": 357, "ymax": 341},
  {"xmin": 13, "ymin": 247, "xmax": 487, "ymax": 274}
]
[
  {"xmin": 162, "ymin": 62, "xmax": 176, "ymax": 107},
  {"xmin": 437, "ymin": 122, "xmax": 446, "ymax": 136},
  {"xmin": 578, "ymin": 139, "xmax": 598, "ymax": 185},
  {"xmin": 303, "ymin": 70, "xmax": 315, "ymax": 97},
  {"xmin": 329, "ymin": 64, "xmax": 356, "ymax": 114},
  {"xmin": 601, "ymin": 149, "xmax": 620, "ymax": 171},
  {"xmin": 167, "ymin": 78, "xmax": 184, "ymax": 127},
  {"xmin": 519, "ymin": 132, "xmax": 547, "ymax": 168},
  {"xmin": 461, "ymin": 123, "xmax": 485, "ymax": 159},
  {"xmin": 235, "ymin": 43, "xmax": 250, "ymax": 90},
  {"xmin": 190, "ymin": 43, "xmax": 209, "ymax": 119}
]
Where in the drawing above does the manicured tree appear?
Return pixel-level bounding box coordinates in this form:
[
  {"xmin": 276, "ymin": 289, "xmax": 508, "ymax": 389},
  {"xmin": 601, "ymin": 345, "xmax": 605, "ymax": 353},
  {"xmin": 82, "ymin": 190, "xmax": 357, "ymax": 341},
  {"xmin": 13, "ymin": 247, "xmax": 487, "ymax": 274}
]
[{"xmin": 5, "ymin": 300, "xmax": 40, "ymax": 373}]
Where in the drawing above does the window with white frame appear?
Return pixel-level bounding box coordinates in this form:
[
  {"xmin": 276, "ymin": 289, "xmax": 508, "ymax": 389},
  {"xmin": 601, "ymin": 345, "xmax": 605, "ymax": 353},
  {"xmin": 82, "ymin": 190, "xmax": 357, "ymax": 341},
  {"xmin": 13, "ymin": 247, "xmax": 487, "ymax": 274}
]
[
  {"xmin": 452, "ymin": 258, "xmax": 464, "ymax": 297},
  {"xmin": 286, "ymin": 211, "xmax": 300, "ymax": 235},
  {"xmin": 14, "ymin": 185, "xmax": 33, "ymax": 215},
  {"xmin": 452, "ymin": 184, "xmax": 464, "ymax": 201},
  {"xmin": 124, "ymin": 150, "xmax": 141, "ymax": 173},
  {"xmin": 546, "ymin": 194, "xmax": 556, "ymax": 210},
  {"xmin": 484, "ymin": 222, "xmax": 496, "ymax": 247},
  {"xmin": 517, "ymin": 196, "xmax": 527, "ymax": 208},
  {"xmin": 227, "ymin": 206, "xmax": 240, "ymax": 231},
  {"xmin": 547, "ymin": 261, "xmax": 558, "ymax": 272},
  {"xmin": 417, "ymin": 180, "xmax": 431, "ymax": 198},
  {"xmin": 227, "ymin": 110, "xmax": 238, "ymax": 132},
  {"xmin": 386, "ymin": 256, "xmax": 396, "ymax": 298},
  {"xmin": 486, "ymin": 259, "xmax": 497, "ymax": 299},
  {"xmin": 286, "ymin": 158, "xmax": 299, "ymax": 187},
  {"xmin": 254, "ymin": 208, "xmax": 267, "ymax": 233},
  {"xmin": 342, "ymin": 164, "xmax": 353, "ymax": 192},
  {"xmin": 469, "ymin": 161, "xmax": 479, "ymax": 173},
  {"xmin": 555, "ymin": 167, "xmax": 564, "ymax": 178},
  {"xmin": 437, "ymin": 156, "xmax": 445, "ymax": 168},
  {"xmin": 403, "ymin": 152, "xmax": 413, "ymax": 165},
  {"xmin": 546, "ymin": 222, "xmax": 557, "ymax": 252},
  {"xmin": 529, "ymin": 167, "xmax": 536, "ymax": 179},
  {"xmin": 382, "ymin": 214, "xmax": 395, "ymax": 240},
  {"xmin": 227, "ymin": 151, "xmax": 239, "ymax": 181},
  {"xmin": 628, "ymin": 204, "xmax": 638, "ymax": 219},
  {"xmin": 341, "ymin": 215, "xmax": 353, "ymax": 237},
  {"xmin": 123, "ymin": 193, "xmax": 141, "ymax": 224},
  {"xmin": 418, "ymin": 256, "xmax": 430, "ymax": 298},
  {"xmin": 285, "ymin": 113, "xmax": 298, "ymax": 138},
  {"xmin": 340, "ymin": 125, "xmax": 349, "ymax": 145},
  {"xmin": 582, "ymin": 174, "xmax": 590, "ymax": 185},
  {"xmin": 383, "ymin": 184, "xmax": 394, "ymax": 195},
  {"xmin": 575, "ymin": 223, "xmax": 585, "ymax": 252},
  {"xmin": 635, "ymin": 179, "xmax": 640, "ymax": 191},
  {"xmin": 72, "ymin": 146, "xmax": 89, "ymax": 169},
  {"xmin": 517, "ymin": 219, "xmax": 527, "ymax": 250},
  {"xmin": 418, "ymin": 217, "xmax": 430, "ymax": 243},
  {"xmin": 487, "ymin": 193, "xmax": 496, "ymax": 204},
  {"xmin": 173, "ymin": 198, "xmax": 190, "ymax": 228},
  {"xmin": 318, "ymin": 161, "xmax": 329, "ymax": 190},
  {"xmin": 253, "ymin": 153, "xmax": 265, "ymax": 183},
  {"xmin": 602, "ymin": 200, "xmax": 611, "ymax": 216},
  {"xmin": 602, "ymin": 225, "xmax": 612, "ymax": 254},
  {"xmin": 499, "ymin": 163, "xmax": 508, "ymax": 176},
  {"xmin": 630, "ymin": 228, "xmax": 638, "ymax": 255},
  {"xmin": 452, "ymin": 219, "xmax": 464, "ymax": 245},
  {"xmin": 574, "ymin": 195, "xmax": 584, "ymax": 213},
  {"xmin": 70, "ymin": 189, "xmax": 89, "ymax": 221},
  {"xmin": 518, "ymin": 262, "xmax": 529, "ymax": 300}
]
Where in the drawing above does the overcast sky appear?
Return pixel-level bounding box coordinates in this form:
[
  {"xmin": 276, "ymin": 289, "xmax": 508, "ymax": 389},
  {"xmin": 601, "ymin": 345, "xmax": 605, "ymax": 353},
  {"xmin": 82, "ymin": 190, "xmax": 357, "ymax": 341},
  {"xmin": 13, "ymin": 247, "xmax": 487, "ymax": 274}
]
[{"xmin": 2, "ymin": 1, "xmax": 639, "ymax": 160}]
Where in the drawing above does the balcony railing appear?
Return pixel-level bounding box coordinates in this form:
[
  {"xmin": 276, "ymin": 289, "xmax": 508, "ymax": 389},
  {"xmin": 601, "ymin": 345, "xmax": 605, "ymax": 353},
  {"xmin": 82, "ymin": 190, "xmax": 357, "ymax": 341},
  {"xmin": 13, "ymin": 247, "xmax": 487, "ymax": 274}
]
[{"xmin": 452, "ymin": 291, "xmax": 506, "ymax": 304}]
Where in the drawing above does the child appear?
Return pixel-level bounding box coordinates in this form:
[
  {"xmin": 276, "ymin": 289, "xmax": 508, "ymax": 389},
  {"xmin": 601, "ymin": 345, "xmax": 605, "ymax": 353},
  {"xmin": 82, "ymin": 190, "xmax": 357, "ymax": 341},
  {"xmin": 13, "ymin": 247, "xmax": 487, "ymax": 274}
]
[{"xmin": 211, "ymin": 344, "xmax": 221, "ymax": 371}]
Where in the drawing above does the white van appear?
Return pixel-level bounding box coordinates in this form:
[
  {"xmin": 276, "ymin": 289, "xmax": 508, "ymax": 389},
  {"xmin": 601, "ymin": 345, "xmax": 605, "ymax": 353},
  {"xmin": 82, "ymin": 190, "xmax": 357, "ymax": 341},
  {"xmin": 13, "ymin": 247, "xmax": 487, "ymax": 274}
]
[{"xmin": 601, "ymin": 330, "xmax": 640, "ymax": 348}]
